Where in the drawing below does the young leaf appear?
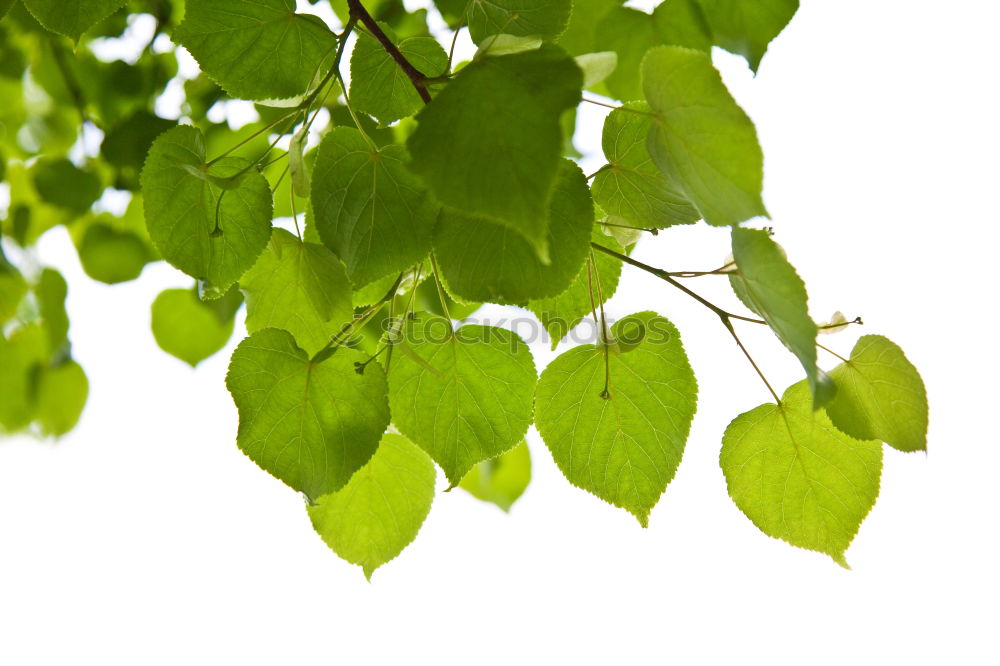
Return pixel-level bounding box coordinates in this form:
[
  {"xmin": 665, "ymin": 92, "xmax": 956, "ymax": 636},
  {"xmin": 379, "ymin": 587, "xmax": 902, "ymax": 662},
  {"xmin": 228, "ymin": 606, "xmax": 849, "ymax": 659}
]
[
  {"xmin": 141, "ymin": 126, "xmax": 273, "ymax": 292},
  {"xmin": 696, "ymin": 0, "xmax": 799, "ymax": 72},
  {"xmin": 35, "ymin": 360, "xmax": 89, "ymax": 437},
  {"xmin": 387, "ymin": 314, "xmax": 537, "ymax": 487},
  {"xmin": 730, "ymin": 228, "xmax": 834, "ymax": 406},
  {"xmin": 433, "ymin": 160, "xmax": 593, "ymax": 304},
  {"xmin": 226, "ymin": 328, "xmax": 391, "ymax": 502},
  {"xmin": 173, "ymin": 0, "xmax": 338, "ymax": 102},
  {"xmin": 466, "ymin": 0, "xmax": 572, "ymax": 44},
  {"xmin": 642, "ymin": 46, "xmax": 767, "ymax": 226},
  {"xmin": 826, "ymin": 335, "xmax": 929, "ymax": 453},
  {"xmin": 591, "ymin": 102, "xmax": 699, "ymax": 230},
  {"xmin": 21, "ymin": 0, "xmax": 126, "ymax": 40},
  {"xmin": 720, "ymin": 381, "xmax": 882, "ymax": 567},
  {"xmin": 308, "ymin": 434, "xmax": 435, "ymax": 580},
  {"xmin": 407, "ymin": 45, "xmax": 583, "ymax": 258},
  {"xmin": 240, "ymin": 229, "xmax": 353, "ymax": 356},
  {"xmin": 311, "ymin": 127, "xmax": 436, "ymax": 288},
  {"xmin": 528, "ymin": 228, "xmax": 624, "ymax": 350},
  {"xmin": 534, "ymin": 312, "xmax": 698, "ymax": 525},
  {"xmin": 150, "ymin": 287, "xmax": 239, "ymax": 367},
  {"xmin": 459, "ymin": 440, "xmax": 531, "ymax": 512},
  {"xmin": 350, "ymin": 27, "xmax": 448, "ymax": 126}
]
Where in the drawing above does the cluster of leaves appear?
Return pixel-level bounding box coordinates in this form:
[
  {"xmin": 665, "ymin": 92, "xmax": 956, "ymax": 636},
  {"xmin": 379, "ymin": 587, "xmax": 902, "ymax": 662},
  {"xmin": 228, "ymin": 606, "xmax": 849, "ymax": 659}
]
[{"xmin": 0, "ymin": 0, "xmax": 928, "ymax": 578}]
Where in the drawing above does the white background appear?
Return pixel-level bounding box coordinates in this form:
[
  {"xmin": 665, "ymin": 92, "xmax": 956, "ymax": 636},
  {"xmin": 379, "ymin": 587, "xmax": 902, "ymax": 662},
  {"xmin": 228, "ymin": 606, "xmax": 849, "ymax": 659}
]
[{"xmin": 2, "ymin": 0, "xmax": 999, "ymax": 663}]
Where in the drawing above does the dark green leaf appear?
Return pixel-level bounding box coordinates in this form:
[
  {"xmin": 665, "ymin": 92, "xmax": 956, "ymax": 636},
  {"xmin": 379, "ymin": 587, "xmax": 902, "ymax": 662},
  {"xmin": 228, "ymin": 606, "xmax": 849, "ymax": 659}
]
[
  {"xmin": 31, "ymin": 158, "xmax": 102, "ymax": 215},
  {"xmin": 22, "ymin": 0, "xmax": 126, "ymax": 40},
  {"xmin": 467, "ymin": 0, "xmax": 572, "ymax": 44},
  {"xmin": 697, "ymin": 0, "xmax": 798, "ymax": 71}
]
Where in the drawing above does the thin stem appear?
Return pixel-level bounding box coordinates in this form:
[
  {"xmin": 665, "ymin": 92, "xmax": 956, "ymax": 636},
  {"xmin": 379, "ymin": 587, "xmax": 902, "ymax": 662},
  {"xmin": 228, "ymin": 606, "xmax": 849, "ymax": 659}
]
[
  {"xmin": 290, "ymin": 177, "xmax": 301, "ymax": 240},
  {"xmin": 347, "ymin": 0, "xmax": 432, "ymax": 103},
  {"xmin": 312, "ymin": 273, "xmax": 404, "ymax": 359},
  {"xmin": 817, "ymin": 342, "xmax": 850, "ymax": 364},
  {"xmin": 589, "ymin": 249, "xmax": 612, "ymax": 399},
  {"xmin": 206, "ymin": 111, "xmax": 297, "ymax": 167},
  {"xmin": 590, "ymin": 242, "xmax": 765, "ymax": 325},
  {"xmin": 596, "ymin": 219, "xmax": 659, "ymax": 235},
  {"xmin": 719, "ymin": 315, "xmax": 782, "ymax": 404},
  {"xmin": 581, "ymin": 97, "xmax": 658, "ymax": 117},
  {"xmin": 429, "ymin": 253, "xmax": 452, "ymax": 321}
]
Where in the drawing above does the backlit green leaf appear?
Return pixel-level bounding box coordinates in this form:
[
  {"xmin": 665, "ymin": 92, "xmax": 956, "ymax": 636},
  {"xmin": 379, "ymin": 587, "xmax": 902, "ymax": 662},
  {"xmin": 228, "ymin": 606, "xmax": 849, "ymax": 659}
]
[
  {"xmin": 697, "ymin": 0, "xmax": 798, "ymax": 71},
  {"xmin": 407, "ymin": 45, "xmax": 583, "ymax": 257},
  {"xmin": 227, "ymin": 328, "xmax": 391, "ymax": 501},
  {"xmin": 141, "ymin": 125, "xmax": 273, "ymax": 292},
  {"xmin": 591, "ymin": 102, "xmax": 699, "ymax": 230},
  {"xmin": 433, "ymin": 160, "xmax": 593, "ymax": 304},
  {"xmin": 535, "ymin": 312, "xmax": 698, "ymax": 525},
  {"xmin": 459, "ymin": 439, "xmax": 531, "ymax": 512},
  {"xmin": 30, "ymin": 158, "xmax": 102, "ymax": 215},
  {"xmin": 22, "ymin": 0, "xmax": 126, "ymax": 40},
  {"xmin": 642, "ymin": 45, "xmax": 767, "ymax": 226},
  {"xmin": 174, "ymin": 0, "xmax": 338, "ymax": 102},
  {"xmin": 730, "ymin": 228, "xmax": 834, "ymax": 406},
  {"xmin": 308, "ymin": 434, "xmax": 435, "ymax": 580},
  {"xmin": 388, "ymin": 314, "xmax": 537, "ymax": 486},
  {"xmin": 720, "ymin": 380, "xmax": 882, "ymax": 566},
  {"xmin": 150, "ymin": 286, "xmax": 240, "ymax": 367},
  {"xmin": 826, "ymin": 335, "xmax": 928, "ymax": 453},
  {"xmin": 311, "ymin": 127, "xmax": 436, "ymax": 288},
  {"xmin": 240, "ymin": 229, "xmax": 353, "ymax": 356},
  {"xmin": 77, "ymin": 223, "xmax": 153, "ymax": 284},
  {"xmin": 0, "ymin": 325, "xmax": 46, "ymax": 432},
  {"xmin": 466, "ymin": 0, "xmax": 571, "ymax": 44},
  {"xmin": 35, "ymin": 360, "xmax": 88, "ymax": 437}
]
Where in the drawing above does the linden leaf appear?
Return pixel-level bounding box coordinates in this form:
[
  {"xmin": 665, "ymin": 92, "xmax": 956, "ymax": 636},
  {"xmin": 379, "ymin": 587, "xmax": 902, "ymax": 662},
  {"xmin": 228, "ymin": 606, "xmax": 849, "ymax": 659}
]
[
  {"xmin": 174, "ymin": 0, "xmax": 338, "ymax": 102},
  {"xmin": 308, "ymin": 434, "xmax": 435, "ymax": 580},
  {"xmin": 226, "ymin": 328, "xmax": 391, "ymax": 501},
  {"xmin": 141, "ymin": 125, "xmax": 273, "ymax": 292},
  {"xmin": 466, "ymin": 0, "xmax": 571, "ymax": 44},
  {"xmin": 534, "ymin": 312, "xmax": 698, "ymax": 525},
  {"xmin": 696, "ymin": 0, "xmax": 799, "ymax": 72},
  {"xmin": 459, "ymin": 440, "xmax": 531, "ymax": 512},
  {"xmin": 826, "ymin": 335, "xmax": 929, "ymax": 453},
  {"xmin": 387, "ymin": 314, "xmax": 537, "ymax": 486},
  {"xmin": 22, "ymin": 0, "xmax": 126, "ymax": 40},
  {"xmin": 642, "ymin": 45, "xmax": 767, "ymax": 226},
  {"xmin": 151, "ymin": 286, "xmax": 241, "ymax": 367},
  {"xmin": 240, "ymin": 229, "xmax": 353, "ymax": 356},
  {"xmin": 720, "ymin": 380, "xmax": 882, "ymax": 566}
]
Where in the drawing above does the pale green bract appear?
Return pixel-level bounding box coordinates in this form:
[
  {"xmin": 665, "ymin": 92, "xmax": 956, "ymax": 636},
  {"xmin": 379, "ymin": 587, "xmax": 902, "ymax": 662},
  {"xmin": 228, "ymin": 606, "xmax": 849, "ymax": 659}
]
[
  {"xmin": 407, "ymin": 45, "xmax": 583, "ymax": 259},
  {"xmin": 730, "ymin": 228, "xmax": 835, "ymax": 406},
  {"xmin": 240, "ymin": 229, "xmax": 353, "ymax": 356},
  {"xmin": 534, "ymin": 312, "xmax": 698, "ymax": 525},
  {"xmin": 388, "ymin": 314, "xmax": 537, "ymax": 486},
  {"xmin": 226, "ymin": 328, "xmax": 390, "ymax": 501},
  {"xmin": 720, "ymin": 381, "xmax": 882, "ymax": 567},
  {"xmin": 591, "ymin": 102, "xmax": 699, "ymax": 230},
  {"xmin": 642, "ymin": 46, "xmax": 767, "ymax": 227},
  {"xmin": 141, "ymin": 126, "xmax": 273, "ymax": 293},
  {"xmin": 150, "ymin": 287, "xmax": 238, "ymax": 367},
  {"xmin": 466, "ymin": 0, "xmax": 572, "ymax": 44},
  {"xmin": 459, "ymin": 440, "xmax": 531, "ymax": 512},
  {"xmin": 22, "ymin": 0, "xmax": 126, "ymax": 40},
  {"xmin": 433, "ymin": 160, "xmax": 593, "ymax": 304},
  {"xmin": 350, "ymin": 28, "xmax": 449, "ymax": 126},
  {"xmin": 311, "ymin": 127, "xmax": 437, "ymax": 288},
  {"xmin": 697, "ymin": 0, "xmax": 799, "ymax": 71},
  {"xmin": 308, "ymin": 434, "xmax": 436, "ymax": 580},
  {"xmin": 174, "ymin": 0, "xmax": 338, "ymax": 102},
  {"xmin": 826, "ymin": 335, "xmax": 929, "ymax": 452}
]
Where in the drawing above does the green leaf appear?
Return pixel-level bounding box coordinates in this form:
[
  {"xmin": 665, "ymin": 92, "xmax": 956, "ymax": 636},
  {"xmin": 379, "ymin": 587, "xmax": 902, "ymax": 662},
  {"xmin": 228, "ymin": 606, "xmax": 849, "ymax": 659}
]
[
  {"xmin": 350, "ymin": 27, "xmax": 448, "ymax": 125},
  {"xmin": 466, "ymin": 0, "xmax": 571, "ymax": 44},
  {"xmin": 77, "ymin": 223, "xmax": 152, "ymax": 284},
  {"xmin": 575, "ymin": 51, "xmax": 617, "ymax": 88},
  {"xmin": 226, "ymin": 328, "xmax": 391, "ymax": 501},
  {"xmin": 433, "ymin": 160, "xmax": 593, "ymax": 304},
  {"xmin": 591, "ymin": 102, "xmax": 699, "ymax": 230},
  {"xmin": 0, "ymin": 325, "xmax": 47, "ymax": 432},
  {"xmin": 288, "ymin": 126, "xmax": 311, "ymax": 198},
  {"xmin": 475, "ymin": 34, "xmax": 543, "ymax": 59},
  {"xmin": 150, "ymin": 287, "xmax": 239, "ymax": 367},
  {"xmin": 534, "ymin": 312, "xmax": 698, "ymax": 525},
  {"xmin": 141, "ymin": 125, "xmax": 273, "ymax": 292},
  {"xmin": 173, "ymin": 0, "xmax": 338, "ymax": 102},
  {"xmin": 35, "ymin": 268, "xmax": 69, "ymax": 355},
  {"xmin": 730, "ymin": 228, "xmax": 834, "ymax": 406},
  {"xmin": 1, "ymin": 0, "xmax": 16, "ymax": 20},
  {"xmin": 826, "ymin": 335, "xmax": 928, "ymax": 453},
  {"xmin": 30, "ymin": 158, "xmax": 102, "ymax": 215},
  {"xmin": 387, "ymin": 314, "xmax": 537, "ymax": 486},
  {"xmin": 311, "ymin": 127, "xmax": 436, "ymax": 288},
  {"xmin": 407, "ymin": 45, "xmax": 583, "ymax": 257},
  {"xmin": 35, "ymin": 360, "xmax": 88, "ymax": 437},
  {"xmin": 556, "ymin": 0, "xmax": 623, "ymax": 56},
  {"xmin": 720, "ymin": 380, "xmax": 882, "ymax": 567},
  {"xmin": 21, "ymin": 0, "xmax": 126, "ymax": 40},
  {"xmin": 642, "ymin": 45, "xmax": 767, "ymax": 226},
  {"xmin": 0, "ymin": 266, "xmax": 27, "ymax": 326},
  {"xmin": 101, "ymin": 111, "xmax": 176, "ymax": 191},
  {"xmin": 697, "ymin": 0, "xmax": 798, "ymax": 71},
  {"xmin": 459, "ymin": 440, "xmax": 531, "ymax": 512},
  {"xmin": 528, "ymin": 228, "xmax": 623, "ymax": 349},
  {"xmin": 240, "ymin": 228, "xmax": 353, "ymax": 356},
  {"xmin": 308, "ymin": 434, "xmax": 435, "ymax": 580}
]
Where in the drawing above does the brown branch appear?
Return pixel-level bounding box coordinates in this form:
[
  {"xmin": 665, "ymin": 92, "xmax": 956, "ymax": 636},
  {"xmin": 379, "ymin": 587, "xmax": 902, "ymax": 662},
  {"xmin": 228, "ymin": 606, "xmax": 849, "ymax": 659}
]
[{"xmin": 347, "ymin": 0, "xmax": 432, "ymax": 104}]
